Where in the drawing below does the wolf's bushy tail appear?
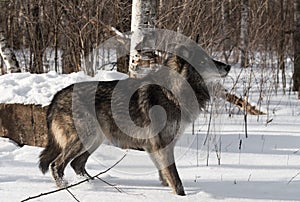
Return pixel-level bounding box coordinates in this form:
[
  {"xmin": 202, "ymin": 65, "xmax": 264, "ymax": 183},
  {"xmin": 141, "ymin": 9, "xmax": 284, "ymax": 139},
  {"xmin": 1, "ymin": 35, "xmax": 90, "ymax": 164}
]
[{"xmin": 39, "ymin": 133, "xmax": 61, "ymax": 174}]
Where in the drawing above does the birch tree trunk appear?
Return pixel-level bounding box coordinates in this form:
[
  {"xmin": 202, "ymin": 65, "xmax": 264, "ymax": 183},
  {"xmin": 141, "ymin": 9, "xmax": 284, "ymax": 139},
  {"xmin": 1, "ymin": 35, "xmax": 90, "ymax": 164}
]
[
  {"xmin": 240, "ymin": 0, "xmax": 249, "ymax": 68},
  {"xmin": 0, "ymin": 27, "xmax": 20, "ymax": 73},
  {"xmin": 294, "ymin": 0, "xmax": 300, "ymax": 97},
  {"xmin": 129, "ymin": 0, "xmax": 157, "ymax": 78}
]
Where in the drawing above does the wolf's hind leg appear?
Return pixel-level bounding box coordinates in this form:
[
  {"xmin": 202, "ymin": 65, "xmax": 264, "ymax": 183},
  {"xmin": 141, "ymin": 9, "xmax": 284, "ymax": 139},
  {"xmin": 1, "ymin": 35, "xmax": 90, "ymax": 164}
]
[
  {"xmin": 70, "ymin": 151, "xmax": 92, "ymax": 177},
  {"xmin": 70, "ymin": 137, "xmax": 102, "ymax": 178},
  {"xmin": 50, "ymin": 140, "xmax": 84, "ymax": 188},
  {"xmin": 50, "ymin": 160, "xmax": 68, "ymax": 188}
]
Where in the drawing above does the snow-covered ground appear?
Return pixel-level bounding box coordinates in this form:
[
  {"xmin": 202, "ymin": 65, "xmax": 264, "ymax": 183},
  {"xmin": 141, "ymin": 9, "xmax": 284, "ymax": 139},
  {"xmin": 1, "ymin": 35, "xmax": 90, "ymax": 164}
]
[{"xmin": 0, "ymin": 66, "xmax": 300, "ymax": 202}]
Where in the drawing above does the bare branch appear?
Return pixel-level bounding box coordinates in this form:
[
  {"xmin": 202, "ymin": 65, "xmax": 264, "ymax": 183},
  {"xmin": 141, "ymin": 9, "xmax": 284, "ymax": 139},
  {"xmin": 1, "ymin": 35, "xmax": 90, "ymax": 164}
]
[
  {"xmin": 225, "ymin": 92, "xmax": 266, "ymax": 115},
  {"xmin": 95, "ymin": 176, "xmax": 123, "ymax": 193},
  {"xmin": 287, "ymin": 172, "xmax": 300, "ymax": 184},
  {"xmin": 66, "ymin": 188, "xmax": 80, "ymax": 202},
  {"xmin": 21, "ymin": 154, "xmax": 127, "ymax": 202},
  {"xmin": 98, "ymin": 19, "xmax": 130, "ymax": 44}
]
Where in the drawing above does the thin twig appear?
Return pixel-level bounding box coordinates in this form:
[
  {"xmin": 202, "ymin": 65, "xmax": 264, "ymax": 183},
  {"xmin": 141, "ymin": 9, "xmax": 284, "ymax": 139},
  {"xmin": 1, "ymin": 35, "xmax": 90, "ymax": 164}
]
[
  {"xmin": 203, "ymin": 102, "xmax": 213, "ymax": 146},
  {"xmin": 66, "ymin": 188, "xmax": 80, "ymax": 202},
  {"xmin": 21, "ymin": 154, "xmax": 127, "ymax": 202},
  {"xmin": 204, "ymin": 100, "xmax": 213, "ymax": 166},
  {"xmin": 95, "ymin": 176, "xmax": 123, "ymax": 193},
  {"xmin": 287, "ymin": 172, "xmax": 300, "ymax": 184}
]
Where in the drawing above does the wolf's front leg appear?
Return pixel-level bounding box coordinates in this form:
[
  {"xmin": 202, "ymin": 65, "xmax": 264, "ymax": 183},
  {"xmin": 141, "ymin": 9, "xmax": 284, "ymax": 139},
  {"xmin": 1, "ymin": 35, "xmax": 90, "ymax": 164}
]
[
  {"xmin": 160, "ymin": 162, "xmax": 185, "ymax": 196},
  {"xmin": 149, "ymin": 147, "xmax": 185, "ymax": 196}
]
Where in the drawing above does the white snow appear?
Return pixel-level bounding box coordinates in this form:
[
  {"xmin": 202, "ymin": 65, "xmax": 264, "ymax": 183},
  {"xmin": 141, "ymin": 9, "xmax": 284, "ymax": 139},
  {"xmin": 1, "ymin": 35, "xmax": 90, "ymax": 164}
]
[
  {"xmin": 0, "ymin": 67, "xmax": 300, "ymax": 202},
  {"xmin": 0, "ymin": 70, "xmax": 128, "ymax": 106}
]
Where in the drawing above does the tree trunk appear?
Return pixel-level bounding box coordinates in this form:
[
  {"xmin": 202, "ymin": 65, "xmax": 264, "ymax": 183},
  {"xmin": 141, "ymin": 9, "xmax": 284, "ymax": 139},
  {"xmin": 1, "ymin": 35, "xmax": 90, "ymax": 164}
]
[
  {"xmin": 294, "ymin": 0, "xmax": 300, "ymax": 96},
  {"xmin": 222, "ymin": 0, "xmax": 233, "ymax": 62},
  {"xmin": 129, "ymin": 0, "xmax": 157, "ymax": 78},
  {"xmin": 62, "ymin": 41, "xmax": 81, "ymax": 74},
  {"xmin": 278, "ymin": 0, "xmax": 286, "ymax": 93},
  {"xmin": 0, "ymin": 26, "xmax": 20, "ymax": 73},
  {"xmin": 53, "ymin": 0, "xmax": 59, "ymax": 73},
  {"xmin": 117, "ymin": 54, "xmax": 129, "ymax": 74},
  {"xmin": 61, "ymin": 1, "xmax": 81, "ymax": 74},
  {"xmin": 240, "ymin": 0, "xmax": 249, "ymax": 68},
  {"xmin": 31, "ymin": 2, "xmax": 44, "ymax": 73}
]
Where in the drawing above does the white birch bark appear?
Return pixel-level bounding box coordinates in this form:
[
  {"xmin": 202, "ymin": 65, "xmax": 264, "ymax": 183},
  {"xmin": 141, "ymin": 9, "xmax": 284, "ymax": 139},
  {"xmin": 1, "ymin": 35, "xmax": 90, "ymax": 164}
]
[
  {"xmin": 129, "ymin": 0, "xmax": 157, "ymax": 78},
  {"xmin": 0, "ymin": 29, "xmax": 20, "ymax": 73}
]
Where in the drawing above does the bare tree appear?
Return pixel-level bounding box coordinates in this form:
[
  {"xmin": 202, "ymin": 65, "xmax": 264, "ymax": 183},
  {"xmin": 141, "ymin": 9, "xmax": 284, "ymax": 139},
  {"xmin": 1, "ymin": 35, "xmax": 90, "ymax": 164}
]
[
  {"xmin": 278, "ymin": 0, "xmax": 286, "ymax": 93},
  {"xmin": 0, "ymin": 26, "xmax": 20, "ymax": 73},
  {"xmin": 0, "ymin": 0, "xmax": 296, "ymax": 83},
  {"xmin": 0, "ymin": 0, "xmax": 21, "ymax": 73},
  {"xmin": 221, "ymin": 0, "xmax": 234, "ymax": 62},
  {"xmin": 52, "ymin": 0, "xmax": 62, "ymax": 72},
  {"xmin": 31, "ymin": 1, "xmax": 44, "ymax": 73},
  {"xmin": 240, "ymin": 0, "xmax": 249, "ymax": 68},
  {"xmin": 294, "ymin": 0, "xmax": 300, "ymax": 97},
  {"xmin": 60, "ymin": 1, "xmax": 82, "ymax": 74}
]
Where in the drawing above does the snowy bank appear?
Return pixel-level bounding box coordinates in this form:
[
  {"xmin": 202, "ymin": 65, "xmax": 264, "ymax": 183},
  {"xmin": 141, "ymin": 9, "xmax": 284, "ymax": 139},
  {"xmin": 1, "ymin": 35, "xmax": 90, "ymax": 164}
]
[{"xmin": 0, "ymin": 70, "xmax": 128, "ymax": 106}]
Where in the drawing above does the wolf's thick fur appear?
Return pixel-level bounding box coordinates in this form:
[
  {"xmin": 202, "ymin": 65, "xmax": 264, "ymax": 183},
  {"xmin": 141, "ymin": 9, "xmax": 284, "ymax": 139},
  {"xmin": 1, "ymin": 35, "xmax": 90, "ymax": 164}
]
[{"xmin": 39, "ymin": 50, "xmax": 230, "ymax": 195}]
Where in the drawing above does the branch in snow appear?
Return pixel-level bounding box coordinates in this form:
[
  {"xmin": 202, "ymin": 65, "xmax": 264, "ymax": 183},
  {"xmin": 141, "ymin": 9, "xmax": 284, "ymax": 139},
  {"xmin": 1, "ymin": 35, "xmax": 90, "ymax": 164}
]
[
  {"xmin": 21, "ymin": 154, "xmax": 127, "ymax": 202},
  {"xmin": 225, "ymin": 92, "xmax": 266, "ymax": 115},
  {"xmin": 287, "ymin": 172, "xmax": 300, "ymax": 184}
]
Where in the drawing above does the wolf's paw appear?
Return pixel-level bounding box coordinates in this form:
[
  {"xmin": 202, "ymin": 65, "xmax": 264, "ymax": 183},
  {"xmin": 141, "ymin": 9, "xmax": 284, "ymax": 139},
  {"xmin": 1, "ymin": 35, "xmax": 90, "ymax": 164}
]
[{"xmin": 55, "ymin": 178, "xmax": 68, "ymax": 188}]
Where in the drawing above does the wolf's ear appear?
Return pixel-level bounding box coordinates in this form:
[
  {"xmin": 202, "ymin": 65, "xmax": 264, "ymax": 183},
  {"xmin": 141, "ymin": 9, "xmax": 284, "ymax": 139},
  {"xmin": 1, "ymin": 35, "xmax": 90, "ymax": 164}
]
[
  {"xmin": 175, "ymin": 45, "xmax": 194, "ymax": 60},
  {"xmin": 166, "ymin": 43, "xmax": 177, "ymax": 54},
  {"xmin": 166, "ymin": 43, "xmax": 191, "ymax": 59}
]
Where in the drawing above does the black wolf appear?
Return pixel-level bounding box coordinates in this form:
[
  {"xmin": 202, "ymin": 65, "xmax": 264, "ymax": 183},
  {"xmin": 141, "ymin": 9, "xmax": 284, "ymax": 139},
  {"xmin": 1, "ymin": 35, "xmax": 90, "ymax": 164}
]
[{"xmin": 39, "ymin": 47, "xmax": 230, "ymax": 196}]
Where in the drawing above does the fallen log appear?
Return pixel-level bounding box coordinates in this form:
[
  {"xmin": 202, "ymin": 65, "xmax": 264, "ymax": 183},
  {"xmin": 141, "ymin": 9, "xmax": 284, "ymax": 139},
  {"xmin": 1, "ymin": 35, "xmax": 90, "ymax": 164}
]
[
  {"xmin": 0, "ymin": 104, "xmax": 48, "ymax": 147},
  {"xmin": 225, "ymin": 92, "xmax": 266, "ymax": 115}
]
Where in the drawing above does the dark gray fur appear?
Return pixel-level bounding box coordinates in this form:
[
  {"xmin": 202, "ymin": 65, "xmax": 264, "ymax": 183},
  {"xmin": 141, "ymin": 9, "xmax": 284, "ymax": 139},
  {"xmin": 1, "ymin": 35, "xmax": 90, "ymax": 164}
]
[{"xmin": 39, "ymin": 52, "xmax": 230, "ymax": 195}]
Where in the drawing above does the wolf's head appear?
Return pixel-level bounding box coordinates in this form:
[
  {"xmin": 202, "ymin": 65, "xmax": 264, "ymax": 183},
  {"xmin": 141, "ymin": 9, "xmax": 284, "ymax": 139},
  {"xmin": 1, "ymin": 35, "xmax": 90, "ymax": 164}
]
[
  {"xmin": 165, "ymin": 44, "xmax": 231, "ymax": 79},
  {"xmin": 162, "ymin": 45, "xmax": 231, "ymax": 111},
  {"xmin": 212, "ymin": 59, "xmax": 231, "ymax": 78}
]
